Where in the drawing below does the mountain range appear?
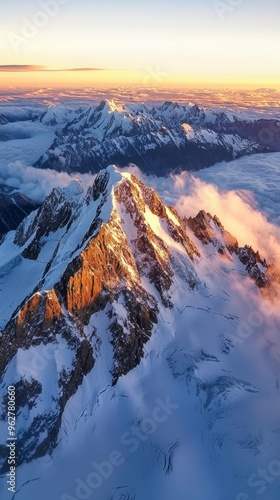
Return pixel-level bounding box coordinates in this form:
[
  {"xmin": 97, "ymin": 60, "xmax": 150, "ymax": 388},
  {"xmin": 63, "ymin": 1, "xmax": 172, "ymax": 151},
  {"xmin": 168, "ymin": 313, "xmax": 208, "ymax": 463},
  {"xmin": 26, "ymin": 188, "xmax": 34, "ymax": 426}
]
[{"xmin": 1, "ymin": 99, "xmax": 280, "ymax": 236}]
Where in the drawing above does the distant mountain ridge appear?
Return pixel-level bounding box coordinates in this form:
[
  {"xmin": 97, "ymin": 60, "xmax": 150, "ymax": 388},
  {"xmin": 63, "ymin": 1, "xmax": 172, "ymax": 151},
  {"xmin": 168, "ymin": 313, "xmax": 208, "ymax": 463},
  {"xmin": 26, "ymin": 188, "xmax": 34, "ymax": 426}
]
[{"xmin": 34, "ymin": 99, "xmax": 280, "ymax": 175}]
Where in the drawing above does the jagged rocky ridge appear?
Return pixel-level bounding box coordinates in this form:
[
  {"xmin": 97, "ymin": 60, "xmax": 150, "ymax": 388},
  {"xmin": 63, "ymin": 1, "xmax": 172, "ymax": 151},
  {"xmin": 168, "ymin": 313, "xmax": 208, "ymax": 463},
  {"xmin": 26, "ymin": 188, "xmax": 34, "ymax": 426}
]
[
  {"xmin": 0, "ymin": 166, "xmax": 277, "ymax": 479},
  {"xmin": 0, "ymin": 114, "xmax": 9, "ymax": 126},
  {"xmin": 35, "ymin": 100, "xmax": 280, "ymax": 175}
]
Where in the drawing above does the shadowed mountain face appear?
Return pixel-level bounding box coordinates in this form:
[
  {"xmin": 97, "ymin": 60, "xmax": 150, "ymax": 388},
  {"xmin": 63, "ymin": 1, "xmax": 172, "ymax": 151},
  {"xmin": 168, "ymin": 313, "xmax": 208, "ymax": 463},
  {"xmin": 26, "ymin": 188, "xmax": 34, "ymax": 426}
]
[
  {"xmin": 34, "ymin": 100, "xmax": 280, "ymax": 176},
  {"xmin": 0, "ymin": 165, "xmax": 279, "ymax": 494}
]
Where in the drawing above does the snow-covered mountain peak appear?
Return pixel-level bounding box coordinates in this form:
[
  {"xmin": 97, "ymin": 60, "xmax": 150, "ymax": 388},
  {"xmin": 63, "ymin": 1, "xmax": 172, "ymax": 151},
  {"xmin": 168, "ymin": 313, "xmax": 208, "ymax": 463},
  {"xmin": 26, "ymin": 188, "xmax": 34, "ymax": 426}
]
[
  {"xmin": 103, "ymin": 99, "xmax": 124, "ymax": 114},
  {"xmin": 0, "ymin": 167, "xmax": 279, "ymax": 500}
]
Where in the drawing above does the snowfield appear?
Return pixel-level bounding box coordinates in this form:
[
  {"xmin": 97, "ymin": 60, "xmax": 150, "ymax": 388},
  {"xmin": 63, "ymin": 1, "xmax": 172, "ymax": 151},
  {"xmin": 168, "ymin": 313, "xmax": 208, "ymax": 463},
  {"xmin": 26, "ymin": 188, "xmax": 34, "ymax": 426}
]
[{"xmin": 0, "ymin": 165, "xmax": 279, "ymax": 500}]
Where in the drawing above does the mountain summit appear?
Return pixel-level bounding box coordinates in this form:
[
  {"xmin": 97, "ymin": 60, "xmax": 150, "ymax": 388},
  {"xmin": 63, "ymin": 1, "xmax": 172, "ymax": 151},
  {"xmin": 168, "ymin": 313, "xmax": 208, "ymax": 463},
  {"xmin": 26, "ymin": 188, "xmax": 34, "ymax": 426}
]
[{"xmin": 35, "ymin": 101, "xmax": 280, "ymax": 175}]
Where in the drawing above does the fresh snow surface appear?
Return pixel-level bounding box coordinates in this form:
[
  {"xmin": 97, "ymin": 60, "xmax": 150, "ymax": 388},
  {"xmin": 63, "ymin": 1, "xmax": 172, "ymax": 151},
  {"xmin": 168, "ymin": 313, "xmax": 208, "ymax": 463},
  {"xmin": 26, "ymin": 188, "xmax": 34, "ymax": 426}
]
[
  {"xmin": 127, "ymin": 153, "xmax": 280, "ymax": 229},
  {"xmin": 5, "ymin": 255, "xmax": 280, "ymax": 500}
]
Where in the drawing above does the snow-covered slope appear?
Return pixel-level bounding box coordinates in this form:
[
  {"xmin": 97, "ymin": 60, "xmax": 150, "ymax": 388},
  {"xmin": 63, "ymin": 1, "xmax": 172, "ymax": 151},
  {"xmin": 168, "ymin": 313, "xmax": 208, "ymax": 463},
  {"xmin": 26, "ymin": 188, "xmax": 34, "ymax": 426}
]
[
  {"xmin": 34, "ymin": 100, "xmax": 280, "ymax": 175},
  {"xmin": 0, "ymin": 166, "xmax": 279, "ymax": 500}
]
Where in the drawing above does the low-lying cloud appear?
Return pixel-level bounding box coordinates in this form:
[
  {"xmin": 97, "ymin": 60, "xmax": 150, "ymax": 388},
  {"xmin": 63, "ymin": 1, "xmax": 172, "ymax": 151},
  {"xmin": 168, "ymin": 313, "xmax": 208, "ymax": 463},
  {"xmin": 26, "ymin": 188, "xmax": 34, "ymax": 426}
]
[
  {"xmin": 1, "ymin": 160, "xmax": 280, "ymax": 267},
  {"xmin": 0, "ymin": 161, "xmax": 94, "ymax": 202}
]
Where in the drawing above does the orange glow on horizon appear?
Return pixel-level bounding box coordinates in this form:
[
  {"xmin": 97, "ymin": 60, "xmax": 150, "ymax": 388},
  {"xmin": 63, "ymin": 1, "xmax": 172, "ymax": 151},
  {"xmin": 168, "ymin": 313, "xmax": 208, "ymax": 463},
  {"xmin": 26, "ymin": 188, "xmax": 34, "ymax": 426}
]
[{"xmin": 0, "ymin": 69, "xmax": 279, "ymax": 92}]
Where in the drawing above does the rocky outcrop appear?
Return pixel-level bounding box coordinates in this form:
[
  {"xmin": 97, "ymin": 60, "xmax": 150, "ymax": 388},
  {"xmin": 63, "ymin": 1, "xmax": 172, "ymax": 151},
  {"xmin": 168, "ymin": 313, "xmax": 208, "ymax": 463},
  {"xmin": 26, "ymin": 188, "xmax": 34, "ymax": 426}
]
[
  {"xmin": 0, "ymin": 114, "xmax": 9, "ymax": 125},
  {"xmin": 0, "ymin": 286, "xmax": 94, "ymax": 471}
]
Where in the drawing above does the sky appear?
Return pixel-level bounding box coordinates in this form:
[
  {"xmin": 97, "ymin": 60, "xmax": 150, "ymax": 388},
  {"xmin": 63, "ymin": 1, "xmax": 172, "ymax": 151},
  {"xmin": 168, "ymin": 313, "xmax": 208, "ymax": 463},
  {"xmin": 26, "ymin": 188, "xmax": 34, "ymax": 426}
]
[{"xmin": 0, "ymin": 0, "xmax": 280, "ymax": 89}]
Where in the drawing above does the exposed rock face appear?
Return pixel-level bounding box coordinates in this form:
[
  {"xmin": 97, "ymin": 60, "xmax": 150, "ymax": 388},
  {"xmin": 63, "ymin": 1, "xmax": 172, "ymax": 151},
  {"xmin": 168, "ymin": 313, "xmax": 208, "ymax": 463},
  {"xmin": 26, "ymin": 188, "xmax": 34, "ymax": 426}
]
[
  {"xmin": 0, "ymin": 287, "xmax": 94, "ymax": 471},
  {"xmin": 186, "ymin": 210, "xmax": 238, "ymax": 254},
  {"xmin": 114, "ymin": 176, "xmax": 200, "ymax": 306},
  {"xmin": 0, "ymin": 114, "xmax": 9, "ymax": 126},
  {"xmin": 0, "ymin": 166, "xmax": 275, "ymax": 474}
]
